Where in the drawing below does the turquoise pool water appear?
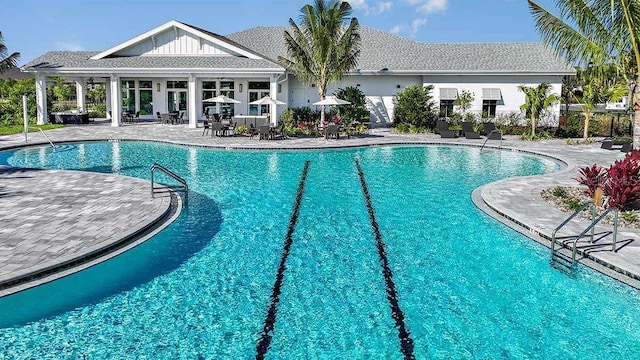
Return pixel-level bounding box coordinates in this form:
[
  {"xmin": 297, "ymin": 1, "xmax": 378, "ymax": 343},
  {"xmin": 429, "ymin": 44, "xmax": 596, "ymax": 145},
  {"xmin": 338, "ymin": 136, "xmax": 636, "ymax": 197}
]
[{"xmin": 1, "ymin": 142, "xmax": 640, "ymax": 359}]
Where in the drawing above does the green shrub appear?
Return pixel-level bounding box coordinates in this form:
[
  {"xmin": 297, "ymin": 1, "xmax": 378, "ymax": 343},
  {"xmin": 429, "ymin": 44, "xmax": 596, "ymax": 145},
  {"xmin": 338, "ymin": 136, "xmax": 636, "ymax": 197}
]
[
  {"xmin": 565, "ymin": 198, "xmax": 583, "ymax": 211},
  {"xmin": 552, "ymin": 186, "xmax": 568, "ymax": 198},
  {"xmin": 621, "ymin": 211, "xmax": 639, "ymax": 223},
  {"xmin": 393, "ymin": 84, "xmax": 438, "ymax": 130},
  {"xmin": 334, "ymin": 86, "xmax": 370, "ymax": 126}
]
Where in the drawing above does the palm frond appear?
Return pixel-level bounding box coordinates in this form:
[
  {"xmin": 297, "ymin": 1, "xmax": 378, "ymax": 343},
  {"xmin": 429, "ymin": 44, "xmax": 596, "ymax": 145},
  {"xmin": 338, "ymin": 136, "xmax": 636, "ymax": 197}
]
[{"xmin": 0, "ymin": 32, "xmax": 19, "ymax": 73}]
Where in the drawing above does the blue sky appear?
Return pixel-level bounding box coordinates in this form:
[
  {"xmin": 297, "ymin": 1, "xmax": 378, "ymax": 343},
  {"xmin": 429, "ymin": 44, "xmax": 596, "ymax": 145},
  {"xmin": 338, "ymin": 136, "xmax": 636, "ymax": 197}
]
[{"xmin": 3, "ymin": 0, "xmax": 560, "ymax": 66}]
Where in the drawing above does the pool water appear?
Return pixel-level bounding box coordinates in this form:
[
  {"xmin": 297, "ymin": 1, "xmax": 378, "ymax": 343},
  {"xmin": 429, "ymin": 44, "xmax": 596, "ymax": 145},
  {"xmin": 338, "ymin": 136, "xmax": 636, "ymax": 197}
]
[{"xmin": 1, "ymin": 142, "xmax": 640, "ymax": 359}]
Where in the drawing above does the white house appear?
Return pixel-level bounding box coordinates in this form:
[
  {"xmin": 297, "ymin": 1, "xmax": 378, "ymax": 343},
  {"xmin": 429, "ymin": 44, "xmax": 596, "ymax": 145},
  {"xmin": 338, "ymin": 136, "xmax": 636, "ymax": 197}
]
[{"xmin": 22, "ymin": 20, "xmax": 574, "ymax": 127}]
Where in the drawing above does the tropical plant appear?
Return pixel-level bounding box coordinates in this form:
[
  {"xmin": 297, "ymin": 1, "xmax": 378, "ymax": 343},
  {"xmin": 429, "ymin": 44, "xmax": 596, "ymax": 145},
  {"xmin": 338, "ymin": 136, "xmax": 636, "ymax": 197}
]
[
  {"xmin": 333, "ymin": 86, "xmax": 369, "ymax": 126},
  {"xmin": 0, "ymin": 32, "xmax": 19, "ymax": 74},
  {"xmin": 279, "ymin": 0, "xmax": 360, "ymax": 123},
  {"xmin": 602, "ymin": 154, "xmax": 640, "ymax": 210},
  {"xmin": 576, "ymin": 164, "xmax": 607, "ymax": 197},
  {"xmin": 528, "ymin": 0, "xmax": 640, "ymax": 147},
  {"xmin": 518, "ymin": 82, "xmax": 560, "ymax": 137},
  {"xmin": 453, "ymin": 90, "xmax": 474, "ymax": 117},
  {"xmin": 0, "ymin": 78, "xmax": 36, "ymax": 125},
  {"xmin": 393, "ymin": 84, "xmax": 438, "ymax": 129}
]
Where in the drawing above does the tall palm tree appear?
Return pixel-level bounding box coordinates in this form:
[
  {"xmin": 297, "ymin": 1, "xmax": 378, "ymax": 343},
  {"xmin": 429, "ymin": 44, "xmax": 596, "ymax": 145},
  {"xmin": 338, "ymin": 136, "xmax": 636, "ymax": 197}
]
[
  {"xmin": 528, "ymin": 0, "xmax": 640, "ymax": 146},
  {"xmin": 279, "ymin": 0, "xmax": 360, "ymax": 123},
  {"xmin": 518, "ymin": 82, "xmax": 560, "ymax": 138},
  {"xmin": 0, "ymin": 32, "xmax": 19, "ymax": 74}
]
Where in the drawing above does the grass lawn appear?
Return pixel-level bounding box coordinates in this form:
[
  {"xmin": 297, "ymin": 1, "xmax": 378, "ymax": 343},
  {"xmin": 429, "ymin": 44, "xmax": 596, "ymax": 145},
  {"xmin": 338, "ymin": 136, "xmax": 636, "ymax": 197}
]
[{"xmin": 0, "ymin": 124, "xmax": 65, "ymax": 136}]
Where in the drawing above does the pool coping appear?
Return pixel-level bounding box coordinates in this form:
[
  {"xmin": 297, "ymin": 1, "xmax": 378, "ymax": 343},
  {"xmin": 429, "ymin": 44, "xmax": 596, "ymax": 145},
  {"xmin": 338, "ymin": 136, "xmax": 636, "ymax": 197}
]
[
  {"xmin": 0, "ymin": 180, "xmax": 182, "ymax": 298},
  {"xmin": 2, "ymin": 133, "xmax": 639, "ymax": 289}
]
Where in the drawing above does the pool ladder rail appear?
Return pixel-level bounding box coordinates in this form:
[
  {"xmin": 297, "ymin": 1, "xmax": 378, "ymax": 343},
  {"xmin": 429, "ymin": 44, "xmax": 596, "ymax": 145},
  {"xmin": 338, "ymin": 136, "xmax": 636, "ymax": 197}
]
[
  {"xmin": 550, "ymin": 201, "xmax": 619, "ymax": 274},
  {"xmin": 150, "ymin": 163, "xmax": 188, "ymax": 206}
]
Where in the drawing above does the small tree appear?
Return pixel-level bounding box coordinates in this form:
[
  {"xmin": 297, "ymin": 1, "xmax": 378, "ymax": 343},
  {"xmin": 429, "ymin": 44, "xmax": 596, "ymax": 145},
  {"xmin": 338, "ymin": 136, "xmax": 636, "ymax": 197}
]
[
  {"xmin": 518, "ymin": 82, "xmax": 559, "ymax": 138},
  {"xmin": 453, "ymin": 90, "xmax": 474, "ymax": 117},
  {"xmin": 334, "ymin": 86, "xmax": 369, "ymax": 126},
  {"xmin": 394, "ymin": 84, "xmax": 438, "ymax": 129}
]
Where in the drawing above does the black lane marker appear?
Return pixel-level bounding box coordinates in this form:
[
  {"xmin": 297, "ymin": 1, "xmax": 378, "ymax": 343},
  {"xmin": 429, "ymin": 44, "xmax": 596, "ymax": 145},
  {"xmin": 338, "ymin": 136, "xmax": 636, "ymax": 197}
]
[
  {"xmin": 354, "ymin": 158, "xmax": 416, "ymax": 360},
  {"xmin": 255, "ymin": 160, "xmax": 311, "ymax": 360}
]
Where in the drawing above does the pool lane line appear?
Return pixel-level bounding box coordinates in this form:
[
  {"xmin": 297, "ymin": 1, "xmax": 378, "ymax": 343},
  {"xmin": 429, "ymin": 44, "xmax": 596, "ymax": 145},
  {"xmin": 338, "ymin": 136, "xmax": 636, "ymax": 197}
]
[
  {"xmin": 255, "ymin": 160, "xmax": 311, "ymax": 360},
  {"xmin": 354, "ymin": 158, "xmax": 416, "ymax": 360}
]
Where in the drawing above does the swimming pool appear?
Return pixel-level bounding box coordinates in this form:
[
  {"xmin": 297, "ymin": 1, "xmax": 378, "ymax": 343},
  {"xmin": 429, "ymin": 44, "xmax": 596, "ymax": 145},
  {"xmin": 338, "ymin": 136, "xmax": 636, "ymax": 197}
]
[{"xmin": 1, "ymin": 141, "xmax": 640, "ymax": 359}]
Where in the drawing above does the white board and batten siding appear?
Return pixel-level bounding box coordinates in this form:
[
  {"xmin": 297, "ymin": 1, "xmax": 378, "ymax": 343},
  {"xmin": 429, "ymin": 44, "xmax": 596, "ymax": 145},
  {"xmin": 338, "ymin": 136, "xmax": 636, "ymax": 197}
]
[{"xmin": 116, "ymin": 28, "xmax": 236, "ymax": 57}]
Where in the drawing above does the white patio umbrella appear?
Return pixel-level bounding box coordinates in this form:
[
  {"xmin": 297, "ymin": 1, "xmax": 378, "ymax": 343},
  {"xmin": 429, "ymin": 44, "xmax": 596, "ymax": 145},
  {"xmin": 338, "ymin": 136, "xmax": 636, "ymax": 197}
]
[
  {"xmin": 249, "ymin": 95, "xmax": 286, "ymax": 124},
  {"xmin": 312, "ymin": 96, "xmax": 351, "ymax": 106},
  {"xmin": 312, "ymin": 96, "xmax": 351, "ymax": 124},
  {"xmin": 203, "ymin": 94, "xmax": 241, "ymax": 104}
]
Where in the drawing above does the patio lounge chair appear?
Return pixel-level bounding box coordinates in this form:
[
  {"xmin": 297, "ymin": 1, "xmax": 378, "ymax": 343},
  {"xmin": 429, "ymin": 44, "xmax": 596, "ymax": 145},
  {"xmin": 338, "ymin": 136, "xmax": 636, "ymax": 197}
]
[
  {"xmin": 326, "ymin": 124, "xmax": 339, "ymax": 139},
  {"xmin": 483, "ymin": 122, "xmax": 502, "ymax": 140},
  {"xmin": 271, "ymin": 123, "xmax": 285, "ymax": 140},
  {"xmin": 461, "ymin": 122, "xmax": 481, "ymax": 139},
  {"xmin": 601, "ymin": 140, "xmax": 613, "ymax": 150},
  {"xmin": 436, "ymin": 120, "xmax": 457, "ymax": 138}
]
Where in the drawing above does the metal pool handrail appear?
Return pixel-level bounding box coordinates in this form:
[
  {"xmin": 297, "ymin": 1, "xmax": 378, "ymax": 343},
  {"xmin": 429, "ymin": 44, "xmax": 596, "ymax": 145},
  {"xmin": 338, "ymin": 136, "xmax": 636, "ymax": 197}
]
[
  {"xmin": 480, "ymin": 130, "xmax": 503, "ymax": 151},
  {"xmin": 150, "ymin": 163, "xmax": 188, "ymax": 205}
]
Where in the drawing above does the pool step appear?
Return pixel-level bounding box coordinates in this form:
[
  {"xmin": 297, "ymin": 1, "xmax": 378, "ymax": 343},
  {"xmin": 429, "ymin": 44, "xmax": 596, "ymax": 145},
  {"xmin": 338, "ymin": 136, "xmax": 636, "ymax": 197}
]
[{"xmin": 550, "ymin": 250, "xmax": 574, "ymax": 275}]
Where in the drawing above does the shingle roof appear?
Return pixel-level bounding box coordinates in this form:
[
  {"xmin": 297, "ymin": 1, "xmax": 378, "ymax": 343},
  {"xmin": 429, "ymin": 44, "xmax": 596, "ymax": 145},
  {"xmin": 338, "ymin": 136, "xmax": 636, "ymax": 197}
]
[
  {"xmin": 22, "ymin": 23, "xmax": 573, "ymax": 74},
  {"xmin": 226, "ymin": 26, "xmax": 574, "ymax": 74},
  {"xmin": 23, "ymin": 51, "xmax": 283, "ymax": 71}
]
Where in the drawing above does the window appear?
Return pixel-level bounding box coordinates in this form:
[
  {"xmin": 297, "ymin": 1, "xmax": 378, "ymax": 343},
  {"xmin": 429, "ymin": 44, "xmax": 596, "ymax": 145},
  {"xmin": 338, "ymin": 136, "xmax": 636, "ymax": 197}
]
[
  {"xmin": 220, "ymin": 81, "xmax": 235, "ymax": 116},
  {"xmin": 138, "ymin": 80, "xmax": 153, "ymax": 115},
  {"xmin": 167, "ymin": 81, "xmax": 188, "ymax": 89},
  {"xmin": 121, "ymin": 80, "xmax": 135, "ymax": 112},
  {"xmin": 439, "ymin": 100, "xmax": 454, "ymax": 117},
  {"xmin": 202, "ymin": 81, "xmax": 217, "ymax": 115},
  {"xmin": 482, "ymin": 100, "xmax": 497, "ymax": 118}
]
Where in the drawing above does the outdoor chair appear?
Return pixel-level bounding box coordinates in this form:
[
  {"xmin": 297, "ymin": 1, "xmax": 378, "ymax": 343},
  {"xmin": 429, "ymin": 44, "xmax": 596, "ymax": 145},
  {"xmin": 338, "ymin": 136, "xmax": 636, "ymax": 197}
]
[
  {"xmin": 258, "ymin": 125, "xmax": 271, "ymax": 140},
  {"xmin": 202, "ymin": 119, "xmax": 211, "ymax": 136},
  {"xmin": 326, "ymin": 124, "xmax": 340, "ymax": 139},
  {"xmin": 134, "ymin": 111, "xmax": 140, "ymax": 123},
  {"xmin": 271, "ymin": 123, "xmax": 285, "ymax": 140},
  {"xmin": 461, "ymin": 122, "xmax": 481, "ymax": 139},
  {"xmin": 601, "ymin": 140, "xmax": 613, "ymax": 150},
  {"xmin": 483, "ymin": 122, "xmax": 502, "ymax": 140},
  {"xmin": 156, "ymin": 112, "xmax": 162, "ymax": 122},
  {"xmin": 436, "ymin": 120, "xmax": 457, "ymax": 138},
  {"xmin": 210, "ymin": 122, "xmax": 224, "ymax": 137}
]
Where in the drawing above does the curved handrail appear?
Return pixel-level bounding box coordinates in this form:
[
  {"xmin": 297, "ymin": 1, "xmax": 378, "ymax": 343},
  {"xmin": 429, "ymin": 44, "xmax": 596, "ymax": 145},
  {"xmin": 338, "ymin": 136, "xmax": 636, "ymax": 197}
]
[
  {"xmin": 550, "ymin": 200, "xmax": 593, "ymax": 255},
  {"xmin": 571, "ymin": 207, "xmax": 617, "ymax": 262},
  {"xmin": 479, "ymin": 129, "xmax": 503, "ymax": 151},
  {"xmin": 31, "ymin": 127, "xmax": 55, "ymax": 151},
  {"xmin": 150, "ymin": 163, "xmax": 188, "ymax": 205}
]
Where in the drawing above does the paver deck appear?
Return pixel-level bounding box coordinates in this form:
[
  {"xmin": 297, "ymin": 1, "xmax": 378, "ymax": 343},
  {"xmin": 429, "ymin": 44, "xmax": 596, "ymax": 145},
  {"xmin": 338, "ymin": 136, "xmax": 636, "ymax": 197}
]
[
  {"xmin": 0, "ymin": 164, "xmax": 173, "ymax": 296},
  {"xmin": 1, "ymin": 120, "xmax": 638, "ymax": 289}
]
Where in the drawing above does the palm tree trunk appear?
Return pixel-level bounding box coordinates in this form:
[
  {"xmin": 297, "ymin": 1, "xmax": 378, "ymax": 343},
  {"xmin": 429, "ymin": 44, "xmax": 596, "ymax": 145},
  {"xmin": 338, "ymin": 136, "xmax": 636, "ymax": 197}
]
[
  {"xmin": 634, "ymin": 75, "xmax": 640, "ymax": 149},
  {"xmin": 531, "ymin": 114, "xmax": 536, "ymax": 137},
  {"xmin": 583, "ymin": 113, "xmax": 590, "ymax": 142}
]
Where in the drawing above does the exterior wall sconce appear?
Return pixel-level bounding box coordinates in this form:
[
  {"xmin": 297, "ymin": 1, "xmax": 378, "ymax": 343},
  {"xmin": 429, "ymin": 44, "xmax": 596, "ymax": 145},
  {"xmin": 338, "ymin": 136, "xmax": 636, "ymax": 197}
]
[
  {"xmin": 156, "ymin": 83, "xmax": 160, "ymax": 92},
  {"xmin": 356, "ymin": 84, "xmax": 361, "ymax": 87},
  {"xmin": 239, "ymin": 83, "xmax": 243, "ymax": 93},
  {"xmin": 397, "ymin": 84, "xmax": 401, "ymax": 89}
]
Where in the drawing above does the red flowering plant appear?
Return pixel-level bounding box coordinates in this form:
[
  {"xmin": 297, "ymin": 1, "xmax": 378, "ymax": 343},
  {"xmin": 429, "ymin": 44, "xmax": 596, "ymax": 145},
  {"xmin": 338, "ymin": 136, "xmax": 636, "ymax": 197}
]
[
  {"xmin": 576, "ymin": 164, "xmax": 607, "ymax": 197},
  {"xmin": 602, "ymin": 149, "xmax": 640, "ymax": 210},
  {"xmin": 333, "ymin": 114, "xmax": 341, "ymax": 123}
]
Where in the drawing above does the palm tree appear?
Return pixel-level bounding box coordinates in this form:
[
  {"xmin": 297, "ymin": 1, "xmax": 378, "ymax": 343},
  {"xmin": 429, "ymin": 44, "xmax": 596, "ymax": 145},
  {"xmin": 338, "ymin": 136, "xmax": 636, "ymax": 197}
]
[
  {"xmin": 0, "ymin": 32, "xmax": 20, "ymax": 74},
  {"xmin": 528, "ymin": 0, "xmax": 640, "ymax": 146},
  {"xmin": 518, "ymin": 82, "xmax": 560, "ymax": 138},
  {"xmin": 279, "ymin": 0, "xmax": 361, "ymax": 123}
]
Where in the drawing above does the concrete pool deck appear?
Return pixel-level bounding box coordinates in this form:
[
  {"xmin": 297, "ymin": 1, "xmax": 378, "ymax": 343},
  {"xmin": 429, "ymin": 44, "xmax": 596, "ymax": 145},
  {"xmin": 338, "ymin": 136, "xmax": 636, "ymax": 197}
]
[{"xmin": 0, "ymin": 121, "xmax": 639, "ymax": 291}]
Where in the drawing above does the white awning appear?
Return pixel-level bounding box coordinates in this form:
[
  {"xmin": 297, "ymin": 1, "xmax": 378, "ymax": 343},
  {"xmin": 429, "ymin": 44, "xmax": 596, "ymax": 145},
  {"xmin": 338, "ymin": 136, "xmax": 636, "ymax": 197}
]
[
  {"xmin": 439, "ymin": 88, "xmax": 458, "ymax": 100},
  {"xmin": 482, "ymin": 88, "xmax": 502, "ymax": 100}
]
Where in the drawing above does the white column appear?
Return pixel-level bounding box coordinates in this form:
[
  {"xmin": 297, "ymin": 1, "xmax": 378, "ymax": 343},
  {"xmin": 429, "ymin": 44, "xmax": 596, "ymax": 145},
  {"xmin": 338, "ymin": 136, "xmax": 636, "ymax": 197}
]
[
  {"xmin": 105, "ymin": 79, "xmax": 112, "ymax": 119},
  {"xmin": 270, "ymin": 74, "xmax": 278, "ymax": 125},
  {"xmin": 35, "ymin": 74, "xmax": 48, "ymax": 125},
  {"xmin": 75, "ymin": 78, "xmax": 86, "ymax": 112},
  {"xmin": 110, "ymin": 75, "xmax": 121, "ymax": 127},
  {"xmin": 188, "ymin": 74, "xmax": 198, "ymax": 128}
]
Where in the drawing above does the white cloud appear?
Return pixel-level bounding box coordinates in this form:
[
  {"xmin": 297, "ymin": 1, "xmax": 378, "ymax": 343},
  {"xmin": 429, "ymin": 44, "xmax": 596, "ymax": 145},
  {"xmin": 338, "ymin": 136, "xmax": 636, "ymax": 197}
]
[
  {"xmin": 348, "ymin": 0, "xmax": 393, "ymax": 15},
  {"xmin": 54, "ymin": 41, "xmax": 85, "ymax": 51},
  {"xmin": 411, "ymin": 17, "xmax": 427, "ymax": 33},
  {"xmin": 405, "ymin": 0, "xmax": 447, "ymax": 14},
  {"xmin": 389, "ymin": 24, "xmax": 403, "ymax": 34}
]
